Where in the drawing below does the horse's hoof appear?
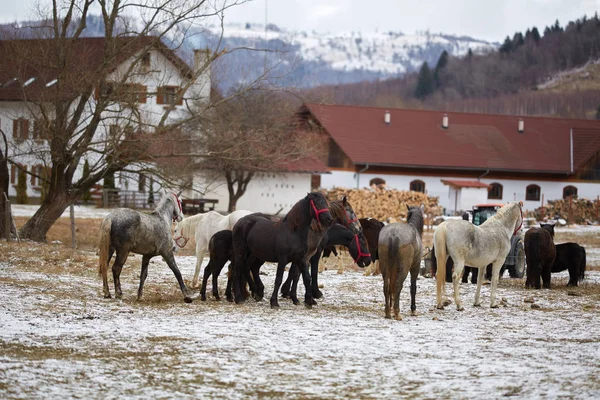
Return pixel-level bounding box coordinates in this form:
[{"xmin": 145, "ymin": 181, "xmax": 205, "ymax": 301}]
[
  {"xmin": 270, "ymin": 303, "xmax": 280, "ymax": 309},
  {"xmin": 490, "ymin": 304, "xmax": 499, "ymax": 309},
  {"xmin": 292, "ymin": 298, "xmax": 300, "ymax": 305},
  {"xmin": 314, "ymin": 289, "xmax": 324, "ymax": 299},
  {"xmin": 184, "ymin": 297, "xmax": 194, "ymax": 304},
  {"xmin": 436, "ymin": 305, "xmax": 445, "ymax": 310},
  {"xmin": 473, "ymin": 302, "xmax": 481, "ymax": 307},
  {"xmin": 456, "ymin": 306, "xmax": 464, "ymax": 311},
  {"xmin": 442, "ymin": 299, "xmax": 452, "ymax": 306},
  {"xmin": 103, "ymin": 294, "xmax": 111, "ymax": 299},
  {"xmin": 394, "ymin": 315, "xmax": 403, "ymax": 321},
  {"xmin": 200, "ymin": 295, "xmax": 207, "ymax": 301},
  {"xmin": 385, "ymin": 314, "xmax": 392, "ymax": 319},
  {"xmin": 310, "ymin": 299, "xmax": 317, "ymax": 306},
  {"xmin": 410, "ymin": 311, "xmax": 417, "ymax": 317},
  {"xmin": 304, "ymin": 302, "xmax": 313, "ymax": 309}
]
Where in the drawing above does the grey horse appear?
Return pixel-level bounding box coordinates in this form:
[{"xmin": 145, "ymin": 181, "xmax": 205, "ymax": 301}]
[
  {"xmin": 98, "ymin": 190, "xmax": 195, "ymax": 303},
  {"xmin": 378, "ymin": 205, "xmax": 425, "ymax": 320}
]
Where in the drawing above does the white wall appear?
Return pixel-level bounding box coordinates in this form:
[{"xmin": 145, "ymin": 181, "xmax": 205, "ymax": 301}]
[
  {"xmin": 321, "ymin": 170, "xmax": 600, "ymax": 215},
  {"xmin": 196, "ymin": 172, "xmax": 313, "ymax": 215}
]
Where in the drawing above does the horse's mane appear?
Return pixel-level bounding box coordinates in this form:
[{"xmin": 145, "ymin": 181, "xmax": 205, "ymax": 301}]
[
  {"xmin": 328, "ymin": 201, "xmax": 348, "ymax": 225},
  {"xmin": 407, "ymin": 207, "xmax": 424, "ymax": 234},
  {"xmin": 280, "ymin": 197, "xmax": 308, "ymax": 231},
  {"xmin": 480, "ymin": 202, "xmax": 518, "ymax": 230},
  {"xmin": 152, "ymin": 193, "xmax": 174, "ymax": 217},
  {"xmin": 177, "ymin": 213, "xmax": 207, "ymax": 237}
]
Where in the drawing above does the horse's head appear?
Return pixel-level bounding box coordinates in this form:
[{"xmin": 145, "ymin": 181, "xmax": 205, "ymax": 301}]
[
  {"xmin": 348, "ymin": 231, "xmax": 372, "ymax": 268},
  {"xmin": 171, "ymin": 191, "xmax": 184, "ymax": 223},
  {"xmin": 307, "ymin": 192, "xmax": 333, "ymax": 227},
  {"xmin": 540, "ymin": 222, "xmax": 555, "ymax": 239},
  {"xmin": 172, "ymin": 218, "xmax": 189, "ymax": 249},
  {"xmin": 512, "ymin": 201, "xmax": 524, "ymax": 235},
  {"xmin": 339, "ymin": 195, "xmax": 363, "ymax": 235}
]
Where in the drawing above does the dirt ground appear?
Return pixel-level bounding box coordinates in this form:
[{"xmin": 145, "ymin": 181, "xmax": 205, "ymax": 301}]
[{"xmin": 1, "ymin": 217, "xmax": 599, "ymax": 398}]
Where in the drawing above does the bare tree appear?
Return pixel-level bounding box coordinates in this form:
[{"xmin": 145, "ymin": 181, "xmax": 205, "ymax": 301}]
[
  {"xmin": 0, "ymin": 0, "xmax": 275, "ymax": 242},
  {"xmin": 193, "ymin": 90, "xmax": 326, "ymax": 212},
  {"xmin": 0, "ymin": 128, "xmax": 17, "ymax": 239}
]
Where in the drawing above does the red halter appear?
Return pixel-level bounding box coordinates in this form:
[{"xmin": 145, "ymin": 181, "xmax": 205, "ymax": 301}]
[
  {"xmin": 172, "ymin": 193, "xmax": 183, "ymax": 222},
  {"xmin": 310, "ymin": 199, "xmax": 329, "ymax": 227},
  {"xmin": 351, "ymin": 234, "xmax": 371, "ymax": 263},
  {"xmin": 513, "ymin": 206, "xmax": 523, "ymax": 236},
  {"xmin": 174, "ymin": 234, "xmax": 189, "ymax": 248}
]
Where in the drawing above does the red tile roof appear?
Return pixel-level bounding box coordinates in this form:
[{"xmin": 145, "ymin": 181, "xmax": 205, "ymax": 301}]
[
  {"xmin": 303, "ymin": 103, "xmax": 600, "ymax": 174},
  {"xmin": 0, "ymin": 37, "xmax": 192, "ymax": 101},
  {"xmin": 441, "ymin": 179, "xmax": 490, "ymax": 188}
]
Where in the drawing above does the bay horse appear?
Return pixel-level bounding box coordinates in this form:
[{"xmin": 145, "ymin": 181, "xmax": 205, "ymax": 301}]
[
  {"xmin": 281, "ymin": 222, "xmax": 372, "ymax": 305},
  {"xmin": 434, "ymin": 201, "xmax": 523, "ymax": 310},
  {"xmin": 378, "ymin": 205, "xmax": 424, "ymax": 320},
  {"xmin": 280, "ymin": 196, "xmax": 371, "ymax": 301},
  {"xmin": 98, "ymin": 190, "xmax": 195, "ymax": 303},
  {"xmin": 172, "ymin": 209, "xmax": 253, "ymax": 288},
  {"xmin": 525, "ymin": 223, "xmax": 556, "ymax": 289},
  {"xmin": 231, "ymin": 192, "xmax": 334, "ymax": 308}
]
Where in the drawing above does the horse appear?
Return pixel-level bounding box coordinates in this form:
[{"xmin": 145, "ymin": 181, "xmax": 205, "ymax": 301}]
[
  {"xmin": 280, "ymin": 196, "xmax": 370, "ymax": 301},
  {"xmin": 231, "ymin": 192, "xmax": 334, "ymax": 308},
  {"xmin": 281, "ymin": 223, "xmax": 372, "ymax": 305},
  {"xmin": 434, "ymin": 201, "xmax": 523, "ymax": 310},
  {"xmin": 378, "ymin": 205, "xmax": 425, "ymax": 320},
  {"xmin": 553, "ymin": 243, "xmax": 586, "ymax": 286},
  {"xmin": 98, "ymin": 190, "xmax": 195, "ymax": 303},
  {"xmin": 525, "ymin": 223, "xmax": 556, "ymax": 289},
  {"xmin": 172, "ymin": 209, "xmax": 253, "ymax": 288}
]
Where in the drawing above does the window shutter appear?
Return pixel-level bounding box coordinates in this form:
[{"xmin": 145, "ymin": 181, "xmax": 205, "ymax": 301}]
[
  {"xmin": 138, "ymin": 85, "xmax": 147, "ymax": 104},
  {"xmin": 13, "ymin": 119, "xmax": 19, "ymax": 140},
  {"xmin": 157, "ymin": 86, "xmax": 165, "ymax": 104},
  {"xmin": 10, "ymin": 165, "xmax": 16, "ymax": 184},
  {"xmin": 176, "ymin": 87, "xmax": 183, "ymax": 105}
]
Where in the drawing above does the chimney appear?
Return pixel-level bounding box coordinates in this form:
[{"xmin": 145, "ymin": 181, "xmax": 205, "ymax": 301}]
[
  {"xmin": 384, "ymin": 110, "xmax": 391, "ymax": 124},
  {"xmin": 518, "ymin": 118, "xmax": 524, "ymax": 133},
  {"xmin": 442, "ymin": 114, "xmax": 449, "ymax": 129},
  {"xmin": 191, "ymin": 48, "xmax": 211, "ymax": 104},
  {"xmin": 193, "ymin": 48, "xmax": 210, "ymax": 71}
]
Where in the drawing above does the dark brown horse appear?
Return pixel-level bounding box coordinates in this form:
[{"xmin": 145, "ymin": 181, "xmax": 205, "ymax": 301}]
[
  {"xmin": 539, "ymin": 224, "xmax": 587, "ymax": 287},
  {"xmin": 525, "ymin": 223, "xmax": 556, "ymax": 289},
  {"xmin": 231, "ymin": 192, "xmax": 334, "ymax": 308}
]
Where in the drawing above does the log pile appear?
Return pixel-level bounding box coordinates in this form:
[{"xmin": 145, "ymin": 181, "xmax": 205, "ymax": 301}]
[
  {"xmin": 531, "ymin": 197, "xmax": 600, "ymax": 224},
  {"xmin": 321, "ymin": 187, "xmax": 443, "ymax": 222}
]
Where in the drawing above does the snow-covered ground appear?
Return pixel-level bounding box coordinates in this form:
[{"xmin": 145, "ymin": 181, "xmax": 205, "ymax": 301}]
[
  {"xmin": 3, "ymin": 205, "xmax": 599, "ymax": 398},
  {"xmin": 1, "ymin": 249, "xmax": 599, "ymax": 399}
]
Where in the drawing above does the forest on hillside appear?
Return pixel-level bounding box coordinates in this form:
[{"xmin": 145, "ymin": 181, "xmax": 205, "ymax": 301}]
[{"xmin": 307, "ymin": 15, "xmax": 600, "ymax": 119}]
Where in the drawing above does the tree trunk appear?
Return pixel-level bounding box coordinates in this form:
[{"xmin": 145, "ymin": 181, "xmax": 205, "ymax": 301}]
[
  {"xmin": 0, "ymin": 135, "xmax": 16, "ymax": 239},
  {"xmin": 226, "ymin": 170, "xmax": 254, "ymax": 213},
  {"xmin": 19, "ymin": 190, "xmax": 71, "ymax": 243}
]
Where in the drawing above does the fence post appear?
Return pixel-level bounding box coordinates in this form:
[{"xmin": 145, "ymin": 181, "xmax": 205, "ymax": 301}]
[
  {"xmin": 70, "ymin": 203, "xmax": 76, "ymax": 249},
  {"xmin": 4, "ymin": 192, "xmax": 10, "ymax": 242}
]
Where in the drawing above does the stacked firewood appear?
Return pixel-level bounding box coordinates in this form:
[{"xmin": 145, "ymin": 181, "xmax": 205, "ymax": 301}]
[
  {"xmin": 531, "ymin": 197, "xmax": 600, "ymax": 224},
  {"xmin": 321, "ymin": 187, "xmax": 443, "ymax": 222}
]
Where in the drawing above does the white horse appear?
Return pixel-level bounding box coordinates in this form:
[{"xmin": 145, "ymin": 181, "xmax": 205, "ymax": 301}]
[
  {"xmin": 173, "ymin": 210, "xmax": 254, "ymax": 288},
  {"xmin": 434, "ymin": 201, "xmax": 523, "ymax": 311}
]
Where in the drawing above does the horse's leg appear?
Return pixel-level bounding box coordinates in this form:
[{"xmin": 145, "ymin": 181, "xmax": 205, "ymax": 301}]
[
  {"xmin": 281, "ymin": 263, "xmax": 296, "ymax": 299},
  {"xmin": 212, "ymin": 260, "xmax": 228, "ymax": 301},
  {"xmin": 489, "ymin": 261, "xmax": 503, "ymax": 308},
  {"xmin": 299, "ymin": 260, "xmax": 315, "ymax": 308},
  {"xmin": 200, "ymin": 260, "xmax": 212, "ymax": 301},
  {"xmin": 102, "ymin": 247, "xmax": 115, "ymax": 298},
  {"xmin": 452, "ymin": 260, "xmax": 465, "ymax": 311},
  {"xmin": 474, "ymin": 266, "xmax": 486, "ymax": 307},
  {"xmin": 162, "ymin": 252, "xmax": 194, "ymax": 303},
  {"xmin": 250, "ymin": 258, "xmax": 265, "ymax": 301},
  {"xmin": 112, "ymin": 250, "xmax": 129, "ymax": 299},
  {"xmin": 270, "ymin": 260, "xmax": 288, "ymax": 309},
  {"xmin": 310, "ymin": 250, "xmax": 323, "ymax": 299},
  {"xmin": 541, "ymin": 263, "xmax": 552, "ymax": 289},
  {"xmin": 393, "ymin": 271, "xmax": 407, "ymax": 321},
  {"xmin": 289, "ymin": 263, "xmax": 301, "ymax": 305},
  {"xmin": 225, "ymin": 263, "xmax": 234, "ymax": 302},
  {"xmin": 434, "ymin": 231, "xmax": 451, "ymax": 309},
  {"xmin": 410, "ymin": 260, "xmax": 420, "ymax": 317},
  {"xmin": 191, "ymin": 240, "xmax": 207, "ymax": 288},
  {"xmin": 137, "ymin": 255, "xmax": 152, "ymax": 301},
  {"xmin": 381, "ymin": 264, "xmax": 391, "ymax": 319}
]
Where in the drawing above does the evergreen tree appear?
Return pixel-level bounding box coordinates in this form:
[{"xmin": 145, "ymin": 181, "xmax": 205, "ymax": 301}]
[
  {"xmin": 531, "ymin": 27, "xmax": 541, "ymax": 43},
  {"xmin": 467, "ymin": 48, "xmax": 473, "ymax": 57},
  {"xmin": 414, "ymin": 62, "xmax": 434, "ymax": 99},
  {"xmin": 433, "ymin": 50, "xmax": 449, "ymax": 88},
  {"xmin": 512, "ymin": 32, "xmax": 525, "ymax": 47},
  {"xmin": 499, "ymin": 36, "xmax": 513, "ymax": 53},
  {"xmin": 82, "ymin": 159, "xmax": 92, "ymax": 204},
  {"xmin": 16, "ymin": 169, "xmax": 28, "ymax": 204}
]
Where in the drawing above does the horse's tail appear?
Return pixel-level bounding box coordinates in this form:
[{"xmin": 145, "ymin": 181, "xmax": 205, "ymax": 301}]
[
  {"xmin": 98, "ymin": 218, "xmax": 112, "ymax": 277},
  {"xmin": 579, "ymin": 246, "xmax": 586, "ymax": 282}
]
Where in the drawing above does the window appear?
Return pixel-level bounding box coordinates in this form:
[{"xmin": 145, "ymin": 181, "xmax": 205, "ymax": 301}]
[
  {"xmin": 525, "ymin": 184, "xmax": 540, "ymax": 201},
  {"xmin": 563, "ymin": 185, "xmax": 577, "ymax": 199},
  {"xmin": 10, "ymin": 164, "xmax": 26, "ymax": 185},
  {"xmin": 157, "ymin": 86, "xmax": 183, "ymax": 105},
  {"xmin": 410, "ymin": 179, "xmax": 425, "ymax": 193},
  {"xmin": 13, "ymin": 118, "xmax": 29, "ymax": 141},
  {"xmin": 488, "ymin": 183, "xmax": 503, "ymax": 200},
  {"xmin": 141, "ymin": 52, "xmax": 151, "ymax": 71},
  {"xmin": 31, "ymin": 165, "xmax": 49, "ymax": 187}
]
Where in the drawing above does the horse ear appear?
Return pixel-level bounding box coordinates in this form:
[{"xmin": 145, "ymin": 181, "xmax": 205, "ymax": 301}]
[
  {"xmin": 406, "ymin": 204, "xmax": 410, "ymax": 211},
  {"xmin": 519, "ymin": 201, "xmax": 523, "ymax": 207},
  {"xmin": 341, "ymin": 195, "xmax": 347, "ymax": 205},
  {"xmin": 176, "ymin": 190, "xmax": 182, "ymax": 197}
]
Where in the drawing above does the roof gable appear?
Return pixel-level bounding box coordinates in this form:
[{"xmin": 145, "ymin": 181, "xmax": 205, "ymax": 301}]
[{"xmin": 304, "ymin": 103, "xmax": 600, "ymax": 174}]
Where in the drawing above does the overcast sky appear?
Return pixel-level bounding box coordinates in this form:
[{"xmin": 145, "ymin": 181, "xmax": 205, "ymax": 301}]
[{"xmin": 1, "ymin": 0, "xmax": 598, "ymax": 42}]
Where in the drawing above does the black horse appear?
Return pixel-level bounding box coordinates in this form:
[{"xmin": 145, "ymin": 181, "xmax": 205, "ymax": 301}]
[
  {"xmin": 553, "ymin": 243, "xmax": 587, "ymax": 286},
  {"xmin": 525, "ymin": 223, "xmax": 556, "ymax": 289},
  {"xmin": 231, "ymin": 192, "xmax": 334, "ymax": 308},
  {"xmin": 281, "ymin": 223, "xmax": 372, "ymax": 305},
  {"xmin": 280, "ymin": 197, "xmax": 371, "ymax": 301}
]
